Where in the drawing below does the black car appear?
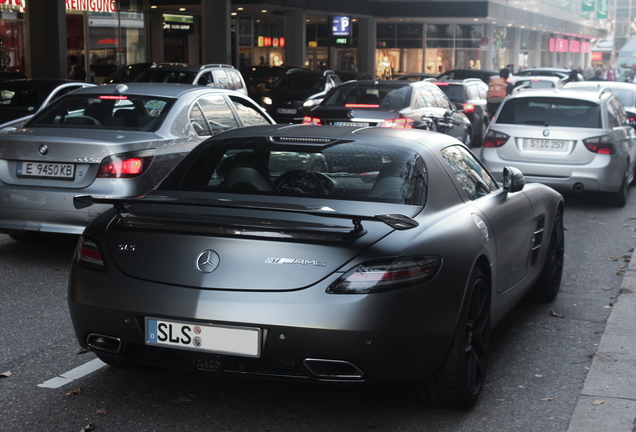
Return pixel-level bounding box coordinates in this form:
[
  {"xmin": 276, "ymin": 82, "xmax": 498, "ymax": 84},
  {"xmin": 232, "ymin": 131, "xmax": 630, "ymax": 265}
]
[
  {"xmin": 433, "ymin": 78, "xmax": 489, "ymax": 146},
  {"xmin": 240, "ymin": 65, "xmax": 304, "ymax": 106},
  {"xmin": 264, "ymin": 69, "xmax": 342, "ymax": 123},
  {"xmin": 102, "ymin": 62, "xmax": 155, "ymax": 84},
  {"xmin": 436, "ymin": 69, "xmax": 499, "ymax": 84},
  {"xmin": 303, "ymin": 80, "xmax": 473, "ymax": 145}
]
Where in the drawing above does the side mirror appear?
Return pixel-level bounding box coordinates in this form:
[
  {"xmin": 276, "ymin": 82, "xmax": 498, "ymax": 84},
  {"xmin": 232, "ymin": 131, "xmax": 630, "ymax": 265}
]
[
  {"xmin": 503, "ymin": 166, "xmax": 525, "ymax": 192},
  {"xmin": 444, "ymin": 109, "xmax": 453, "ymax": 118}
]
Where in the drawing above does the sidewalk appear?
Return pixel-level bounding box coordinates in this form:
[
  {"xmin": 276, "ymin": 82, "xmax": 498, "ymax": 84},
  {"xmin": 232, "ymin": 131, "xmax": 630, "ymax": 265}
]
[{"xmin": 567, "ymin": 257, "xmax": 636, "ymax": 431}]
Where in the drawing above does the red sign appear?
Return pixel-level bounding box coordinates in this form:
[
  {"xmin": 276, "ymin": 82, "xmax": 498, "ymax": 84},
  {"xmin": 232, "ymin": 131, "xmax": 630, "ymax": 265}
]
[
  {"xmin": 66, "ymin": 0, "xmax": 117, "ymax": 12},
  {"xmin": 549, "ymin": 38, "xmax": 555, "ymax": 52},
  {"xmin": 582, "ymin": 41, "xmax": 590, "ymax": 53},
  {"xmin": 591, "ymin": 52, "xmax": 603, "ymax": 61},
  {"xmin": 0, "ymin": 0, "xmax": 23, "ymax": 5},
  {"xmin": 263, "ymin": 37, "xmax": 272, "ymax": 47},
  {"xmin": 556, "ymin": 39, "xmax": 569, "ymax": 53},
  {"xmin": 570, "ymin": 40, "xmax": 580, "ymax": 53}
]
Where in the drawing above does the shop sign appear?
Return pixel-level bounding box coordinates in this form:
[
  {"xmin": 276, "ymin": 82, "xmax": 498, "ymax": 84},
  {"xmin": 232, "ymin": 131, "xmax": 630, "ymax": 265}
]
[
  {"xmin": 570, "ymin": 40, "xmax": 580, "ymax": 53},
  {"xmin": 581, "ymin": 41, "xmax": 590, "ymax": 53},
  {"xmin": 591, "ymin": 52, "xmax": 603, "ymax": 61},
  {"xmin": 0, "ymin": 0, "xmax": 24, "ymax": 12},
  {"xmin": 66, "ymin": 0, "xmax": 117, "ymax": 13}
]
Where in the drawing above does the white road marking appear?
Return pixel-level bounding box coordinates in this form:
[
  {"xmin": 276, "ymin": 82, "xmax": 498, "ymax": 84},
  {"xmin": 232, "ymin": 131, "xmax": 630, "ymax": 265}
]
[{"xmin": 38, "ymin": 358, "xmax": 106, "ymax": 389}]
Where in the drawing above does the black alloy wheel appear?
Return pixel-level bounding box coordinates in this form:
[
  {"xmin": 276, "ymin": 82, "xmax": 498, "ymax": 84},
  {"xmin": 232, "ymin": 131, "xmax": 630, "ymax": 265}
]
[
  {"xmin": 417, "ymin": 266, "xmax": 490, "ymax": 409},
  {"xmin": 532, "ymin": 209, "xmax": 564, "ymax": 302}
]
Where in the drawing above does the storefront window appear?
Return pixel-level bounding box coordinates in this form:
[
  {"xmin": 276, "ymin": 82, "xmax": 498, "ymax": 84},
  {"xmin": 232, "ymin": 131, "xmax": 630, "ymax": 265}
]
[
  {"xmin": 425, "ymin": 48, "xmax": 453, "ymax": 74},
  {"xmin": 0, "ymin": 18, "xmax": 25, "ymax": 74},
  {"xmin": 427, "ymin": 24, "xmax": 454, "ymax": 39}
]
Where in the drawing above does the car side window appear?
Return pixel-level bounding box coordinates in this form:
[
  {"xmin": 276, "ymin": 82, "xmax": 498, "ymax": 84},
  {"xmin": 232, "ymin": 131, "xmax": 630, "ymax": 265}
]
[
  {"xmin": 51, "ymin": 86, "xmax": 84, "ymax": 103},
  {"xmin": 212, "ymin": 69, "xmax": 230, "ymax": 90},
  {"xmin": 229, "ymin": 96, "xmax": 271, "ymax": 126},
  {"xmin": 440, "ymin": 145, "xmax": 498, "ymax": 200},
  {"xmin": 609, "ymin": 97, "xmax": 626, "ymax": 127},
  {"xmin": 197, "ymin": 72, "xmax": 213, "ymax": 86},
  {"xmin": 606, "ymin": 98, "xmax": 621, "ymax": 128},
  {"xmin": 198, "ymin": 94, "xmax": 238, "ymax": 134},
  {"xmin": 430, "ymin": 86, "xmax": 453, "ymax": 109},
  {"xmin": 189, "ymin": 104, "xmax": 212, "ymax": 136}
]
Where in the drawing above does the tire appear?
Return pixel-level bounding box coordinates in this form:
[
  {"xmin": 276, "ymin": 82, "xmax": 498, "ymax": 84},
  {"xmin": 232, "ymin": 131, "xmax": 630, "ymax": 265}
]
[
  {"xmin": 473, "ymin": 118, "xmax": 488, "ymax": 147},
  {"xmin": 416, "ymin": 267, "xmax": 490, "ymax": 409},
  {"xmin": 610, "ymin": 167, "xmax": 629, "ymax": 207},
  {"xmin": 532, "ymin": 209, "xmax": 564, "ymax": 302},
  {"xmin": 463, "ymin": 128, "xmax": 473, "ymax": 147}
]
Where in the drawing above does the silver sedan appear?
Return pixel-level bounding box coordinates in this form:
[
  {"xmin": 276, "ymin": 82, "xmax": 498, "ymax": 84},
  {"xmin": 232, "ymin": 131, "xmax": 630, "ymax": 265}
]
[{"xmin": 0, "ymin": 83, "xmax": 274, "ymax": 241}]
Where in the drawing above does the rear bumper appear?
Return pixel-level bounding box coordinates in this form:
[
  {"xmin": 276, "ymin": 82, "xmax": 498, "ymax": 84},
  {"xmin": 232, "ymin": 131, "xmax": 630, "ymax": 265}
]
[
  {"xmin": 481, "ymin": 150, "xmax": 622, "ymax": 193},
  {"xmin": 68, "ymin": 263, "xmax": 467, "ymax": 384}
]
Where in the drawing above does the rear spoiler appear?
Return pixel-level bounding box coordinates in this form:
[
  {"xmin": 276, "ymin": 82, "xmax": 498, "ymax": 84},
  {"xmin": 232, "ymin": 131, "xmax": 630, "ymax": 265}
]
[{"xmin": 73, "ymin": 194, "xmax": 419, "ymax": 231}]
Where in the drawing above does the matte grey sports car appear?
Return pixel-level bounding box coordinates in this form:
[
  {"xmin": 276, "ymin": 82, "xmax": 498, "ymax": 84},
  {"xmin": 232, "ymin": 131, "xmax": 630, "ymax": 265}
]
[
  {"xmin": 68, "ymin": 125, "xmax": 564, "ymax": 408},
  {"xmin": 0, "ymin": 83, "xmax": 273, "ymax": 241}
]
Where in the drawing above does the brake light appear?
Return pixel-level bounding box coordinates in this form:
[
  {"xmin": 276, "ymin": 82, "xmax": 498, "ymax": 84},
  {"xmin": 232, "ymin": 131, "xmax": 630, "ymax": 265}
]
[
  {"xmin": 462, "ymin": 103, "xmax": 475, "ymax": 113},
  {"xmin": 97, "ymin": 153, "xmax": 153, "ymax": 178},
  {"xmin": 302, "ymin": 116, "xmax": 322, "ymax": 125},
  {"xmin": 98, "ymin": 95, "xmax": 128, "ymax": 100},
  {"xmin": 77, "ymin": 236, "xmax": 105, "ymax": 270},
  {"xmin": 583, "ymin": 135, "xmax": 614, "ymax": 154},
  {"xmin": 483, "ymin": 130, "xmax": 509, "ymax": 147},
  {"xmin": 433, "ymin": 82, "xmax": 449, "ymax": 86},
  {"xmin": 345, "ymin": 103, "xmax": 380, "ymax": 108},
  {"xmin": 326, "ymin": 256, "xmax": 441, "ymax": 294},
  {"xmin": 381, "ymin": 118, "xmax": 414, "ymax": 129}
]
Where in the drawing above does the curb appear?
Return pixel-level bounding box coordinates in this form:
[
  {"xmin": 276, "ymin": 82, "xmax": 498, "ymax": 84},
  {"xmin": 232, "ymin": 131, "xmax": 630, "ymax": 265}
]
[{"xmin": 567, "ymin": 257, "xmax": 636, "ymax": 431}]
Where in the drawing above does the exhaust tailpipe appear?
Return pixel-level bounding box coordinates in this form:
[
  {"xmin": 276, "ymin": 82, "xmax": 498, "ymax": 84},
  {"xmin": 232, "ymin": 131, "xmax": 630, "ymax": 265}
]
[
  {"xmin": 86, "ymin": 333, "xmax": 122, "ymax": 354},
  {"xmin": 303, "ymin": 358, "xmax": 364, "ymax": 380},
  {"xmin": 573, "ymin": 183, "xmax": 584, "ymax": 193}
]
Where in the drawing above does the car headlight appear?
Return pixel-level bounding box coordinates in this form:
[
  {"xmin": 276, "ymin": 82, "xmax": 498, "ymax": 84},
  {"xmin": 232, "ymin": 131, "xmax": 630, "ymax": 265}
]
[
  {"xmin": 303, "ymin": 98, "xmax": 323, "ymax": 108},
  {"xmin": 326, "ymin": 256, "xmax": 441, "ymax": 294},
  {"xmin": 263, "ymin": 96, "xmax": 273, "ymax": 105}
]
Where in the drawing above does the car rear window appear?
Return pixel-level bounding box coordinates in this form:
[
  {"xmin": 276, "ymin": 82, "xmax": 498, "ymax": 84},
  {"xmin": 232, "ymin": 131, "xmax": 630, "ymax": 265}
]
[
  {"xmin": 27, "ymin": 94, "xmax": 175, "ymax": 132},
  {"xmin": 496, "ymin": 97, "xmax": 602, "ymax": 128},
  {"xmin": 322, "ymin": 84, "xmax": 412, "ymax": 109},
  {"xmin": 434, "ymin": 83, "xmax": 466, "ymax": 100},
  {"xmin": 160, "ymin": 137, "xmax": 428, "ymax": 206},
  {"xmin": 273, "ymin": 75, "xmax": 324, "ymax": 91},
  {"xmin": 133, "ymin": 69, "xmax": 197, "ymax": 84}
]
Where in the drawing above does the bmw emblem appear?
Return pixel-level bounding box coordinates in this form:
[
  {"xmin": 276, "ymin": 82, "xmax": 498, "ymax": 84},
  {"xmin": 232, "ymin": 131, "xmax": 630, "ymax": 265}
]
[
  {"xmin": 39, "ymin": 144, "xmax": 48, "ymax": 155},
  {"xmin": 542, "ymin": 129, "xmax": 550, "ymax": 137},
  {"xmin": 196, "ymin": 250, "xmax": 220, "ymax": 273}
]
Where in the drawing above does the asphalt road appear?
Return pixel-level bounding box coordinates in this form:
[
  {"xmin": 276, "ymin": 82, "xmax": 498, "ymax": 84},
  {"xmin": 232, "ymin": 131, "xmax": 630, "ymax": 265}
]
[{"xmin": 1, "ymin": 189, "xmax": 635, "ymax": 432}]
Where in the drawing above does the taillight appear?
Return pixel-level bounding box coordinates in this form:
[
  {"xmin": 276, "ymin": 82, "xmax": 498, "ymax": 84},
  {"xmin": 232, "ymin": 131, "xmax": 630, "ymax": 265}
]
[
  {"xmin": 77, "ymin": 236, "xmax": 106, "ymax": 270},
  {"xmin": 97, "ymin": 153, "xmax": 153, "ymax": 178},
  {"xmin": 302, "ymin": 116, "xmax": 322, "ymax": 125},
  {"xmin": 326, "ymin": 256, "xmax": 441, "ymax": 294},
  {"xmin": 381, "ymin": 118, "xmax": 414, "ymax": 129},
  {"xmin": 462, "ymin": 103, "xmax": 475, "ymax": 113},
  {"xmin": 583, "ymin": 135, "xmax": 614, "ymax": 154},
  {"xmin": 483, "ymin": 130, "xmax": 509, "ymax": 147}
]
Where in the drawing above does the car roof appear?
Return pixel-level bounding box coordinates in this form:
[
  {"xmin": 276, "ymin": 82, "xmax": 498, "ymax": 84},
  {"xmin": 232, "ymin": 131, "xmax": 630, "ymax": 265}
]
[
  {"xmin": 147, "ymin": 63, "xmax": 236, "ymax": 72},
  {"xmin": 211, "ymin": 123, "xmax": 461, "ymax": 152},
  {"xmin": 505, "ymin": 87, "xmax": 607, "ymax": 103},
  {"xmin": 520, "ymin": 67, "xmax": 570, "ymax": 72},
  {"xmin": 338, "ymin": 79, "xmax": 428, "ymax": 88},
  {"xmin": 1, "ymin": 78, "xmax": 91, "ymax": 89},
  {"xmin": 67, "ymin": 82, "xmax": 240, "ymax": 98},
  {"xmin": 565, "ymin": 81, "xmax": 636, "ymax": 90}
]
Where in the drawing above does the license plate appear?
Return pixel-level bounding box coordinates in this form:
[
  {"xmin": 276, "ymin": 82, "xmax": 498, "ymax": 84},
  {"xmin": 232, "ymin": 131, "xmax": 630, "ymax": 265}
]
[
  {"xmin": 277, "ymin": 108, "xmax": 297, "ymax": 114},
  {"xmin": 17, "ymin": 161, "xmax": 75, "ymax": 179},
  {"xmin": 333, "ymin": 122, "xmax": 370, "ymax": 127},
  {"xmin": 523, "ymin": 139, "xmax": 569, "ymax": 152},
  {"xmin": 146, "ymin": 318, "xmax": 261, "ymax": 358}
]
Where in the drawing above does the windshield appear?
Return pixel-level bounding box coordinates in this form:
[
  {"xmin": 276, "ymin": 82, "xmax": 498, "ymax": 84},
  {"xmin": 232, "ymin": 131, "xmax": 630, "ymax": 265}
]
[
  {"xmin": 322, "ymin": 84, "xmax": 412, "ymax": 109},
  {"xmin": 160, "ymin": 137, "xmax": 428, "ymax": 206},
  {"xmin": 27, "ymin": 94, "xmax": 175, "ymax": 132},
  {"xmin": 497, "ymin": 97, "xmax": 601, "ymax": 128}
]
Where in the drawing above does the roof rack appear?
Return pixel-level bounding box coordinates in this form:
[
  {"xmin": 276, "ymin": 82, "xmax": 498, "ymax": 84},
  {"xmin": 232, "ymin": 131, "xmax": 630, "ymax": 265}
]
[{"xmin": 200, "ymin": 64, "xmax": 235, "ymax": 69}]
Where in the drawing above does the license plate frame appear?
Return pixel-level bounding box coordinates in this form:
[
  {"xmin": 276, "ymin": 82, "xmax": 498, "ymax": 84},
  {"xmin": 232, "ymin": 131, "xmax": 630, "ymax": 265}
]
[
  {"xmin": 146, "ymin": 318, "xmax": 262, "ymax": 358},
  {"xmin": 523, "ymin": 139, "xmax": 570, "ymax": 152},
  {"xmin": 17, "ymin": 161, "xmax": 76, "ymax": 179},
  {"xmin": 276, "ymin": 108, "xmax": 297, "ymax": 115},
  {"xmin": 333, "ymin": 121, "xmax": 370, "ymax": 127}
]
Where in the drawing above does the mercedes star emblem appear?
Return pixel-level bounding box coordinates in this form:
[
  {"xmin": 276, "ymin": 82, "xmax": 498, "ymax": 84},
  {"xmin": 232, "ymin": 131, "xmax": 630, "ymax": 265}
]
[{"xmin": 196, "ymin": 250, "xmax": 220, "ymax": 274}]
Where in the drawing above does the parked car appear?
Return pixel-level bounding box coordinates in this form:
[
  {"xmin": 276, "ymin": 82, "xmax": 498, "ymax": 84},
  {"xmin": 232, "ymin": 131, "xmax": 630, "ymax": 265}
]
[
  {"xmin": 436, "ymin": 69, "xmax": 500, "ymax": 84},
  {"xmin": 303, "ymin": 79, "xmax": 473, "ymax": 145},
  {"xmin": 0, "ymin": 78, "xmax": 96, "ymax": 132},
  {"xmin": 68, "ymin": 124, "xmax": 564, "ymax": 409},
  {"xmin": 0, "ymin": 83, "xmax": 274, "ymax": 241},
  {"xmin": 564, "ymin": 80, "xmax": 636, "ymax": 127},
  {"xmin": 102, "ymin": 62, "xmax": 155, "ymax": 84},
  {"xmin": 132, "ymin": 63, "xmax": 248, "ymax": 95},
  {"xmin": 480, "ymin": 87, "xmax": 636, "ymax": 206},
  {"xmin": 514, "ymin": 67, "xmax": 583, "ymax": 83},
  {"xmin": 263, "ymin": 69, "xmax": 342, "ymax": 123},
  {"xmin": 432, "ymin": 78, "xmax": 489, "ymax": 146}
]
